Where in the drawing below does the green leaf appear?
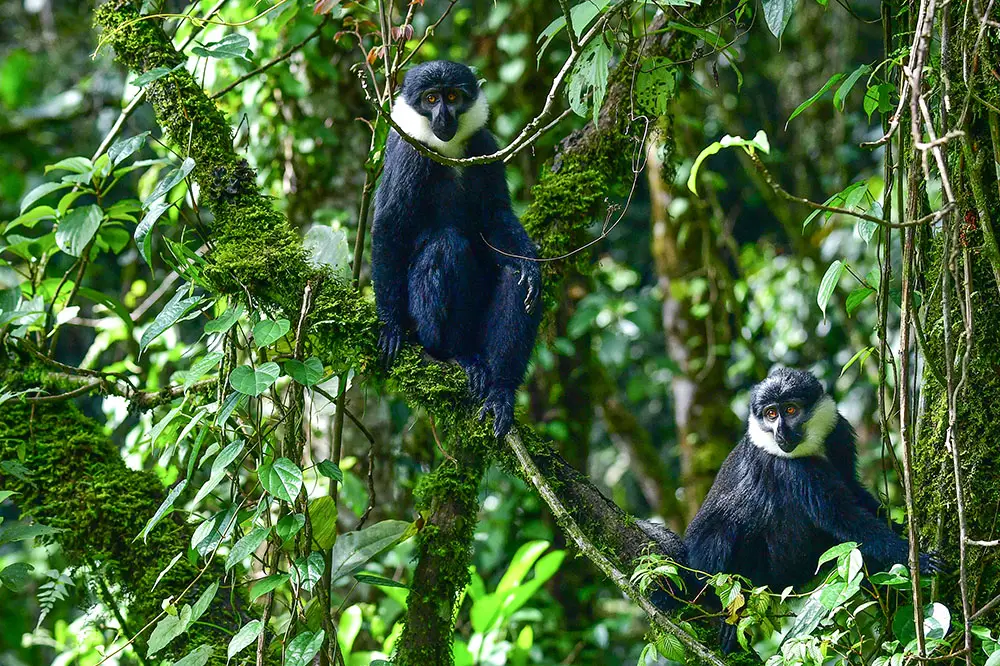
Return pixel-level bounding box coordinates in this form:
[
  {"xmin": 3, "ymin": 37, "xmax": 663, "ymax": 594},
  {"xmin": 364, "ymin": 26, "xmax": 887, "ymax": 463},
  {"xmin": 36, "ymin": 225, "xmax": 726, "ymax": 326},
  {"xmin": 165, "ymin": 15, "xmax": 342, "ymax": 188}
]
[
  {"xmin": 354, "ymin": 572, "xmax": 408, "ymax": 589},
  {"xmin": 0, "ymin": 522, "xmax": 61, "ymax": 546},
  {"xmin": 138, "ymin": 480, "xmax": 187, "ymax": 543},
  {"xmin": 204, "ymin": 303, "xmax": 243, "ymax": 334},
  {"xmin": 0, "ymin": 562, "xmax": 34, "ymax": 591},
  {"xmin": 328, "ymin": 520, "xmax": 412, "ymax": 584},
  {"xmin": 817, "ymin": 260, "xmax": 845, "ymax": 319},
  {"xmin": 834, "ymin": 64, "xmax": 872, "ymax": 111},
  {"xmin": 185, "ymin": 352, "xmax": 224, "ymax": 386},
  {"xmin": 252, "ymin": 318, "xmax": 291, "ymax": 348},
  {"xmin": 536, "ymin": 0, "xmax": 611, "ymax": 63},
  {"xmin": 309, "ymin": 496, "xmax": 338, "ymax": 550},
  {"xmin": 135, "ymin": 200, "xmax": 172, "ymax": 265},
  {"xmin": 227, "ymin": 621, "xmax": 263, "ymax": 660},
  {"xmin": 567, "ymin": 38, "xmax": 612, "ymax": 124},
  {"xmin": 286, "ymin": 631, "xmax": 325, "ymax": 666},
  {"xmin": 762, "ymin": 0, "xmax": 797, "ymax": 38},
  {"xmin": 152, "ymin": 552, "xmax": 184, "ymax": 591},
  {"xmin": 276, "ymin": 514, "xmax": 305, "ymax": 543},
  {"xmin": 250, "ymin": 573, "xmax": 289, "ymax": 601},
  {"xmin": 292, "ymin": 552, "xmax": 325, "ymax": 592},
  {"xmin": 846, "ymin": 287, "xmax": 876, "ymax": 316},
  {"xmin": 132, "ymin": 63, "xmax": 184, "ymax": 88},
  {"xmin": 147, "ymin": 605, "xmax": 192, "ymax": 656},
  {"xmin": 56, "ymin": 205, "xmax": 103, "ymax": 257},
  {"xmin": 229, "ymin": 362, "xmax": 281, "ymax": 396},
  {"xmin": 189, "ymin": 579, "xmax": 219, "ymax": 626},
  {"xmin": 786, "ymin": 73, "xmax": 845, "ymax": 129},
  {"xmin": 317, "ymin": 460, "xmax": 344, "ymax": 483},
  {"xmin": 498, "ymin": 541, "xmax": 551, "ymax": 592},
  {"xmin": 145, "ymin": 157, "xmax": 195, "ymax": 207},
  {"xmin": 816, "ymin": 542, "xmax": 858, "ymax": 571},
  {"xmin": 45, "ymin": 156, "xmax": 93, "ymax": 175},
  {"xmin": 226, "ymin": 527, "xmax": 271, "ymax": 571},
  {"xmin": 216, "ymin": 392, "xmax": 247, "ymax": 426},
  {"xmin": 19, "ymin": 181, "xmax": 71, "ymax": 214},
  {"xmin": 170, "ymin": 644, "xmax": 213, "ymax": 666},
  {"xmin": 191, "ymin": 33, "xmax": 251, "ymax": 60},
  {"xmin": 635, "ymin": 57, "xmax": 677, "ymax": 116},
  {"xmin": 139, "ymin": 288, "xmax": 203, "ymax": 356},
  {"xmin": 192, "ymin": 439, "xmax": 245, "ymax": 504},
  {"xmin": 985, "ymin": 651, "xmax": 1000, "ymax": 666},
  {"xmin": 285, "ymin": 357, "xmax": 324, "ymax": 386},
  {"xmin": 688, "ymin": 131, "xmax": 770, "ymax": 195},
  {"xmin": 108, "ymin": 131, "xmax": 150, "ymax": 166},
  {"xmin": 262, "ymin": 457, "xmax": 303, "ymax": 503}
]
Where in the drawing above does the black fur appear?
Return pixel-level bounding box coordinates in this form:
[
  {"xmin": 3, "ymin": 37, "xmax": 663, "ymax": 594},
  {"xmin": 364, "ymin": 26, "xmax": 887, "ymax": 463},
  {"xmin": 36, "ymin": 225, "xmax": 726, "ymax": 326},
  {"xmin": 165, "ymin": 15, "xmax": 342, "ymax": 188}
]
[
  {"xmin": 684, "ymin": 369, "xmax": 940, "ymax": 652},
  {"xmin": 371, "ymin": 63, "xmax": 542, "ymax": 439}
]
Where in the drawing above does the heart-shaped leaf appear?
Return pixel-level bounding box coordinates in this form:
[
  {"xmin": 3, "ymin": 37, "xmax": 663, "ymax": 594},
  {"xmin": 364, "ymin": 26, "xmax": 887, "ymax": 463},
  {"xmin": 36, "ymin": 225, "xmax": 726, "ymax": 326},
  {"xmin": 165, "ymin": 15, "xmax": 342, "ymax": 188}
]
[
  {"xmin": 317, "ymin": 460, "xmax": 343, "ymax": 483},
  {"xmin": 170, "ymin": 644, "xmax": 213, "ymax": 666},
  {"xmin": 229, "ymin": 362, "xmax": 281, "ymax": 396},
  {"xmin": 252, "ymin": 318, "xmax": 290, "ymax": 348},
  {"xmin": 292, "ymin": 552, "xmax": 325, "ymax": 592},
  {"xmin": 285, "ymin": 357, "xmax": 324, "ymax": 386},
  {"xmin": 262, "ymin": 457, "xmax": 302, "ymax": 503}
]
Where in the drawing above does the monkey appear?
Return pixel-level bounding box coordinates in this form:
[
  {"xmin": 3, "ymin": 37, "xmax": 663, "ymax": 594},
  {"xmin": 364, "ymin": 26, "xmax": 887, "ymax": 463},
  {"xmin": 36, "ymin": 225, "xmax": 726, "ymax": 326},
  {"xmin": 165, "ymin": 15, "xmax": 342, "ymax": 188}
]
[
  {"xmin": 371, "ymin": 60, "xmax": 542, "ymax": 439},
  {"xmin": 683, "ymin": 367, "xmax": 942, "ymax": 652}
]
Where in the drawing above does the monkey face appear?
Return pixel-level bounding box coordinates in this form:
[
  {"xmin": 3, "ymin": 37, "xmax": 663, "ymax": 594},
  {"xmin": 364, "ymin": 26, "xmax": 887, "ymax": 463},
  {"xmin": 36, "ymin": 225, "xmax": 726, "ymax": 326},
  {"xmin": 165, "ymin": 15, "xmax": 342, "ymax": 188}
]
[
  {"xmin": 747, "ymin": 368, "xmax": 837, "ymax": 458},
  {"xmin": 759, "ymin": 401, "xmax": 808, "ymax": 452},
  {"xmin": 417, "ymin": 87, "xmax": 472, "ymax": 142}
]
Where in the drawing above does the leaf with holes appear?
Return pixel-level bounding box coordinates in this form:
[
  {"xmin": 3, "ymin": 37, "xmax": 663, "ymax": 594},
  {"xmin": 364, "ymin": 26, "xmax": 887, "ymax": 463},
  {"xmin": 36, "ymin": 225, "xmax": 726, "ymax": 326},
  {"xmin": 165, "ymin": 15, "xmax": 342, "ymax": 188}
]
[
  {"xmin": 817, "ymin": 260, "xmax": 846, "ymax": 319},
  {"xmin": 229, "ymin": 362, "xmax": 281, "ymax": 396},
  {"xmin": 568, "ymin": 38, "xmax": 612, "ymax": 124},
  {"xmin": 635, "ymin": 58, "xmax": 676, "ymax": 117},
  {"xmin": 262, "ymin": 457, "xmax": 302, "ymax": 503},
  {"xmin": 56, "ymin": 205, "xmax": 103, "ymax": 257}
]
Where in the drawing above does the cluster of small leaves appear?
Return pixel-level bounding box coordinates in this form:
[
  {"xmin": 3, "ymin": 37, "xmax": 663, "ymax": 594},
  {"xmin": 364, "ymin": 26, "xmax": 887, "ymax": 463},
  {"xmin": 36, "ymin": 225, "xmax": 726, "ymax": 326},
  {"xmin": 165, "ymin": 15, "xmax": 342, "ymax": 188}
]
[{"xmin": 0, "ymin": 491, "xmax": 62, "ymax": 592}]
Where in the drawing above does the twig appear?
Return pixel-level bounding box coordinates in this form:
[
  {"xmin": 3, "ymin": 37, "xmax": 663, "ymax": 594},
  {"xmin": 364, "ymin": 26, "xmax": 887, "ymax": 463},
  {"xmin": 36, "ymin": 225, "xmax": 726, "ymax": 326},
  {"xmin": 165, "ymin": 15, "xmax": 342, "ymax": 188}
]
[
  {"xmin": 558, "ymin": 0, "xmax": 581, "ymax": 53},
  {"xmin": 505, "ymin": 429, "xmax": 726, "ymax": 666},
  {"xmin": 397, "ymin": 0, "xmax": 460, "ymax": 70}
]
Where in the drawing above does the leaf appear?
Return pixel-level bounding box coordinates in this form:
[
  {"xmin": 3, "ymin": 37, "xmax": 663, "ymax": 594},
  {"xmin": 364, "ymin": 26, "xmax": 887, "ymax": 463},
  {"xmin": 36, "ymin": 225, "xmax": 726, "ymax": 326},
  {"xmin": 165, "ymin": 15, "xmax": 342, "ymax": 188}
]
[
  {"xmin": 536, "ymin": 0, "xmax": 612, "ymax": 63},
  {"xmin": 56, "ymin": 205, "xmax": 103, "ymax": 257},
  {"xmin": 841, "ymin": 345, "xmax": 875, "ymax": 377},
  {"xmin": 785, "ymin": 73, "xmax": 845, "ymax": 129},
  {"xmin": 152, "ymin": 552, "xmax": 184, "ymax": 591},
  {"xmin": 185, "ymin": 352, "xmax": 224, "ymax": 386},
  {"xmin": 309, "ymin": 496, "xmax": 338, "ymax": 550},
  {"xmin": 286, "ymin": 631, "xmax": 325, "ymax": 666},
  {"xmin": 567, "ymin": 39, "xmax": 612, "ymax": 124},
  {"xmin": 132, "ymin": 63, "xmax": 184, "ymax": 87},
  {"xmin": 635, "ymin": 57, "xmax": 677, "ymax": 116},
  {"xmin": 229, "ymin": 362, "xmax": 281, "ymax": 396},
  {"xmin": 170, "ymin": 644, "xmax": 214, "ymax": 666},
  {"xmin": 304, "ymin": 225, "xmax": 351, "ymax": 278},
  {"xmin": 846, "ymin": 287, "xmax": 876, "ymax": 316},
  {"xmin": 276, "ymin": 514, "xmax": 306, "ymax": 543},
  {"xmin": 262, "ymin": 457, "xmax": 303, "ymax": 503},
  {"xmin": 189, "ymin": 579, "xmax": 219, "ymax": 626},
  {"xmin": 45, "ymin": 156, "xmax": 93, "ymax": 174},
  {"xmin": 192, "ymin": 439, "xmax": 245, "ymax": 505},
  {"xmin": 858, "ymin": 217, "xmax": 879, "ymax": 244},
  {"xmin": 817, "ymin": 260, "xmax": 845, "ymax": 319},
  {"xmin": 292, "ymin": 552, "xmax": 325, "ymax": 592},
  {"xmin": 252, "ymin": 318, "xmax": 291, "ymax": 348},
  {"xmin": 285, "ymin": 357, "xmax": 324, "ymax": 386},
  {"xmin": 354, "ymin": 572, "xmax": 408, "ymax": 589},
  {"xmin": 226, "ymin": 527, "xmax": 271, "ymax": 571},
  {"xmin": 138, "ymin": 480, "xmax": 187, "ymax": 543},
  {"xmin": 0, "ymin": 562, "xmax": 34, "ymax": 591},
  {"xmin": 228, "ymin": 620, "xmax": 262, "ymax": 661},
  {"xmin": 108, "ymin": 131, "xmax": 150, "ymax": 166},
  {"xmin": 762, "ymin": 0, "xmax": 797, "ymax": 38},
  {"xmin": 688, "ymin": 132, "xmax": 770, "ymax": 195},
  {"xmin": 145, "ymin": 157, "xmax": 195, "ymax": 207},
  {"xmin": 834, "ymin": 64, "xmax": 872, "ymax": 111},
  {"xmin": 986, "ymin": 651, "xmax": 1000, "ymax": 666},
  {"xmin": 317, "ymin": 460, "xmax": 344, "ymax": 483},
  {"xmin": 19, "ymin": 181, "xmax": 71, "ymax": 214},
  {"xmin": 0, "ymin": 522, "xmax": 61, "ymax": 546},
  {"xmin": 250, "ymin": 573, "xmax": 289, "ymax": 601},
  {"xmin": 139, "ymin": 288, "xmax": 204, "ymax": 355},
  {"xmin": 498, "ymin": 541, "xmax": 551, "ymax": 592},
  {"xmin": 328, "ymin": 519, "xmax": 412, "ymax": 584},
  {"xmin": 135, "ymin": 200, "xmax": 172, "ymax": 265},
  {"xmin": 191, "ymin": 33, "xmax": 251, "ymax": 60},
  {"xmin": 204, "ymin": 303, "xmax": 243, "ymax": 334},
  {"xmin": 216, "ymin": 392, "xmax": 247, "ymax": 426},
  {"xmin": 147, "ymin": 605, "xmax": 192, "ymax": 656}
]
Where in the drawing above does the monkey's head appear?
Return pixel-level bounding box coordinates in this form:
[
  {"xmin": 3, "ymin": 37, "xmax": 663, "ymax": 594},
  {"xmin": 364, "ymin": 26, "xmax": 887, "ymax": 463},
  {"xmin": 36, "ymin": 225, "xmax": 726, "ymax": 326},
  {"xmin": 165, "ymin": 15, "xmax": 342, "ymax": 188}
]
[
  {"xmin": 747, "ymin": 368, "xmax": 838, "ymax": 458},
  {"xmin": 391, "ymin": 60, "xmax": 490, "ymax": 157}
]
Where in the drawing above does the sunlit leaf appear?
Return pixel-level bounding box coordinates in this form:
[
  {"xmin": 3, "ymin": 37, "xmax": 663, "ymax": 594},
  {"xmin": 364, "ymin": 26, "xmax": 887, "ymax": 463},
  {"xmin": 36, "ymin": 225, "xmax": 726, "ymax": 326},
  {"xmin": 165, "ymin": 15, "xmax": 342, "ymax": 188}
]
[
  {"xmin": 817, "ymin": 260, "xmax": 845, "ymax": 319},
  {"xmin": 262, "ymin": 457, "xmax": 303, "ymax": 503},
  {"xmin": 56, "ymin": 205, "xmax": 103, "ymax": 257}
]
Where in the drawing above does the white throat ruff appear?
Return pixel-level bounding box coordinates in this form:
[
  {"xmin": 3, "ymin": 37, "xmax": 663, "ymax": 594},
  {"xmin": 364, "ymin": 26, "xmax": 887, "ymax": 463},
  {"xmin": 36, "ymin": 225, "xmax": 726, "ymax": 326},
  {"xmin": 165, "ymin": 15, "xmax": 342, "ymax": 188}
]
[
  {"xmin": 748, "ymin": 395, "xmax": 838, "ymax": 459},
  {"xmin": 390, "ymin": 94, "xmax": 490, "ymax": 158}
]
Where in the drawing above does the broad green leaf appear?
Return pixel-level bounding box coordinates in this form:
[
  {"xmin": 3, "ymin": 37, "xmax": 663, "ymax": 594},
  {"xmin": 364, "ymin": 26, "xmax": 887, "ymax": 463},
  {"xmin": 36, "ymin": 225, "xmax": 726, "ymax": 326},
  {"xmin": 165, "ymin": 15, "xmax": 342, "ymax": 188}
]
[
  {"xmin": 286, "ymin": 630, "xmax": 325, "ymax": 666},
  {"xmin": 252, "ymin": 318, "xmax": 291, "ymax": 348},
  {"xmin": 45, "ymin": 156, "xmax": 92, "ymax": 175},
  {"xmin": 250, "ymin": 573, "xmax": 289, "ymax": 601},
  {"xmin": 138, "ymin": 480, "xmax": 187, "ymax": 543},
  {"xmin": 229, "ymin": 362, "xmax": 281, "ymax": 396},
  {"xmin": 536, "ymin": 0, "xmax": 612, "ymax": 63},
  {"xmin": 354, "ymin": 572, "xmax": 408, "ymax": 589},
  {"xmin": 19, "ymin": 181, "xmax": 71, "ymax": 214},
  {"xmin": 226, "ymin": 527, "xmax": 271, "ymax": 571},
  {"xmin": 786, "ymin": 73, "xmax": 845, "ymax": 129},
  {"xmin": 170, "ymin": 644, "xmax": 213, "ymax": 666},
  {"xmin": 0, "ymin": 491, "xmax": 15, "ymax": 503},
  {"xmin": 0, "ymin": 562, "xmax": 34, "ymax": 591},
  {"xmin": 139, "ymin": 289, "xmax": 203, "ymax": 355},
  {"xmin": 817, "ymin": 260, "xmax": 845, "ymax": 319},
  {"xmin": 846, "ymin": 287, "xmax": 876, "ymax": 316},
  {"xmin": 497, "ymin": 541, "xmax": 551, "ymax": 593},
  {"xmin": 309, "ymin": 496, "xmax": 338, "ymax": 550},
  {"xmin": 135, "ymin": 200, "xmax": 171, "ymax": 265},
  {"xmin": 185, "ymin": 352, "xmax": 224, "ymax": 386},
  {"xmin": 276, "ymin": 514, "xmax": 306, "ymax": 543},
  {"xmin": 144, "ymin": 157, "xmax": 195, "ymax": 206},
  {"xmin": 635, "ymin": 57, "xmax": 677, "ymax": 116},
  {"xmin": 317, "ymin": 460, "xmax": 343, "ymax": 484},
  {"xmin": 262, "ymin": 457, "xmax": 302, "ymax": 503},
  {"xmin": 762, "ymin": 0, "xmax": 796, "ymax": 38},
  {"xmin": 0, "ymin": 522, "xmax": 61, "ymax": 546},
  {"xmin": 328, "ymin": 519, "xmax": 412, "ymax": 584},
  {"xmin": 56, "ymin": 205, "xmax": 103, "ymax": 257},
  {"xmin": 108, "ymin": 132, "xmax": 150, "ymax": 166},
  {"xmin": 147, "ymin": 605, "xmax": 192, "ymax": 656},
  {"xmin": 834, "ymin": 64, "xmax": 872, "ymax": 111},
  {"xmin": 7, "ymin": 205, "xmax": 58, "ymax": 232},
  {"xmin": 285, "ymin": 357, "xmax": 325, "ymax": 386},
  {"xmin": 816, "ymin": 541, "xmax": 858, "ymax": 570},
  {"xmin": 985, "ymin": 651, "xmax": 1000, "ymax": 666},
  {"xmin": 204, "ymin": 303, "xmax": 243, "ymax": 334},
  {"xmin": 292, "ymin": 552, "xmax": 325, "ymax": 592},
  {"xmin": 568, "ymin": 39, "xmax": 612, "ymax": 124},
  {"xmin": 192, "ymin": 439, "xmax": 245, "ymax": 505},
  {"xmin": 189, "ymin": 579, "xmax": 219, "ymax": 626},
  {"xmin": 227, "ymin": 621, "xmax": 262, "ymax": 660},
  {"xmin": 191, "ymin": 34, "xmax": 251, "ymax": 60},
  {"xmin": 132, "ymin": 63, "xmax": 184, "ymax": 88}
]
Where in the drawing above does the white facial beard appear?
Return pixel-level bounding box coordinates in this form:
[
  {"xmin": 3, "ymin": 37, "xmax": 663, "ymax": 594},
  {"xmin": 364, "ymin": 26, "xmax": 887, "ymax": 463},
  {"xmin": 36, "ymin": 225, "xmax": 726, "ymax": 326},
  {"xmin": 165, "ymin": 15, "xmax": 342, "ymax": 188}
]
[
  {"xmin": 390, "ymin": 93, "xmax": 490, "ymax": 158},
  {"xmin": 747, "ymin": 395, "xmax": 838, "ymax": 458}
]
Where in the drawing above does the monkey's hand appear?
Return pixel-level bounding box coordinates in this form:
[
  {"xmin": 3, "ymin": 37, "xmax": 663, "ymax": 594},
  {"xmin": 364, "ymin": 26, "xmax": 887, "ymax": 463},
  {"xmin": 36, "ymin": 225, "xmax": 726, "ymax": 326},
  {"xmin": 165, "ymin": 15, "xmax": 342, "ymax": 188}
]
[
  {"xmin": 919, "ymin": 551, "xmax": 947, "ymax": 575},
  {"xmin": 516, "ymin": 260, "xmax": 541, "ymax": 314},
  {"xmin": 378, "ymin": 321, "xmax": 404, "ymax": 370},
  {"xmin": 479, "ymin": 389, "xmax": 514, "ymax": 440}
]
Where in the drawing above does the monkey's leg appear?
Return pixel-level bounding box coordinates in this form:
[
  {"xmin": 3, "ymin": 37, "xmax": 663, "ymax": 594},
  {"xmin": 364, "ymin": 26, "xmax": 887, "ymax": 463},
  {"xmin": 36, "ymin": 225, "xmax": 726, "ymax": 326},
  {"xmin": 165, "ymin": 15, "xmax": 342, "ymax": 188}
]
[
  {"xmin": 478, "ymin": 265, "xmax": 542, "ymax": 438},
  {"xmin": 407, "ymin": 228, "xmax": 477, "ymax": 358}
]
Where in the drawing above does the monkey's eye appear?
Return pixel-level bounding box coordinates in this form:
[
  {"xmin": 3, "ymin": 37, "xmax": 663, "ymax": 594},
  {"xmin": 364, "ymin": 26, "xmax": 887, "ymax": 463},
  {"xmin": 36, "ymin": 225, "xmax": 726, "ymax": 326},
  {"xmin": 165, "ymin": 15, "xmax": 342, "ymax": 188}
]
[
  {"xmin": 425, "ymin": 93, "xmax": 438, "ymax": 104},
  {"xmin": 765, "ymin": 408, "xmax": 778, "ymax": 420},
  {"xmin": 446, "ymin": 91, "xmax": 458, "ymax": 102},
  {"xmin": 785, "ymin": 405, "xmax": 798, "ymax": 415}
]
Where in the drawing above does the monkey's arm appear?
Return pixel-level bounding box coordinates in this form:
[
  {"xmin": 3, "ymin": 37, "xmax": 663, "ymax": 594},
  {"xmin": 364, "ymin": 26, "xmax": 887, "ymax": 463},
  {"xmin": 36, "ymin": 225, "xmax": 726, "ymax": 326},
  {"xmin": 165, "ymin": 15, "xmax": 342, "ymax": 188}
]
[{"xmin": 371, "ymin": 133, "xmax": 416, "ymax": 366}]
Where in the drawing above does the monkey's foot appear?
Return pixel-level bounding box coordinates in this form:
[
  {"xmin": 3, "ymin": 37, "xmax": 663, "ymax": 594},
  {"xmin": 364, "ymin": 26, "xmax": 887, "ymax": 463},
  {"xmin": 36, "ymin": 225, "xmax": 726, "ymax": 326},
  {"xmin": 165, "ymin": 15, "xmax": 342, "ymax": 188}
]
[
  {"xmin": 478, "ymin": 390, "xmax": 514, "ymax": 440},
  {"xmin": 920, "ymin": 551, "xmax": 948, "ymax": 575},
  {"xmin": 458, "ymin": 357, "xmax": 489, "ymax": 400},
  {"xmin": 378, "ymin": 322, "xmax": 404, "ymax": 370}
]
